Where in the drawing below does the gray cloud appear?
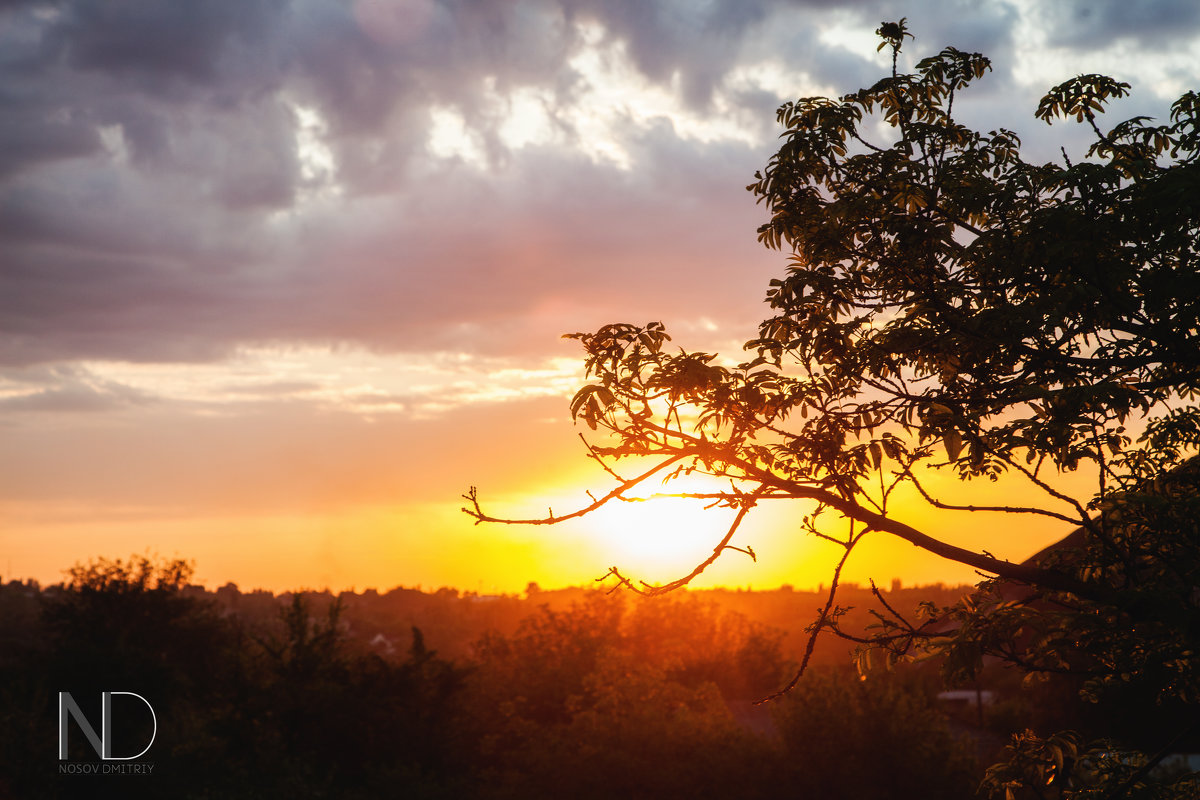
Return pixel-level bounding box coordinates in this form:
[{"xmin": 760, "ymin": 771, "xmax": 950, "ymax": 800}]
[
  {"xmin": 56, "ymin": 1, "xmax": 284, "ymax": 83},
  {"xmin": 0, "ymin": 364, "xmax": 155, "ymax": 413},
  {"xmin": 1036, "ymin": 0, "xmax": 1200, "ymax": 49},
  {"xmin": 1, "ymin": 0, "xmax": 1195, "ymax": 370}
]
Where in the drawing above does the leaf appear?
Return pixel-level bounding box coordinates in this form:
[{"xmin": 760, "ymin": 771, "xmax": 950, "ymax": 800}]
[
  {"xmin": 869, "ymin": 441, "xmax": 883, "ymax": 470},
  {"xmin": 943, "ymin": 431, "xmax": 963, "ymax": 461}
]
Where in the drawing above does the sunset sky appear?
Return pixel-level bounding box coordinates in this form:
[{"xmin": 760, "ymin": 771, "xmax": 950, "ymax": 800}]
[{"xmin": 3, "ymin": 0, "xmax": 1199, "ymax": 593}]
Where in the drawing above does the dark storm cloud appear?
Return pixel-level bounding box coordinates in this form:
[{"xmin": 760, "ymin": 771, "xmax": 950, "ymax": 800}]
[
  {"xmin": 0, "ymin": 148, "xmax": 771, "ymax": 365},
  {"xmin": 0, "ymin": 97, "xmax": 99, "ymax": 182}
]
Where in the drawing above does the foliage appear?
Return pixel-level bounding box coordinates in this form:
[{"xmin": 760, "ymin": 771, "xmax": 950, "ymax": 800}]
[
  {"xmin": 59, "ymin": 553, "xmax": 195, "ymax": 593},
  {"xmin": 772, "ymin": 666, "xmax": 978, "ymax": 800},
  {"xmin": 981, "ymin": 729, "xmax": 1200, "ymax": 800},
  {"xmin": 40, "ymin": 554, "xmax": 228, "ymax": 714},
  {"xmin": 930, "ymin": 462, "xmax": 1200, "ymax": 705},
  {"xmin": 460, "ymin": 593, "xmax": 971, "ymax": 800},
  {"xmin": 3, "ymin": 560, "xmax": 987, "ymax": 799},
  {"xmin": 463, "ymin": 17, "xmax": 1200, "ymax": 797},
  {"xmin": 2, "ymin": 557, "xmax": 470, "ymax": 799}
]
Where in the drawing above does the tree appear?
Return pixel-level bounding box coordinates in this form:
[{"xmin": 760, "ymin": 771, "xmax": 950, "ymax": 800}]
[
  {"xmin": 459, "ymin": 594, "xmax": 779, "ymax": 800},
  {"xmin": 40, "ymin": 555, "xmax": 228, "ymax": 701},
  {"xmin": 464, "ymin": 19, "xmax": 1200, "ymax": 797},
  {"xmin": 772, "ymin": 666, "xmax": 978, "ymax": 800}
]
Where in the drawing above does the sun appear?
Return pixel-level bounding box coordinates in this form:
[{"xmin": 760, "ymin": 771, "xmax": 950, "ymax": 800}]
[{"xmin": 579, "ymin": 474, "xmax": 750, "ymax": 579}]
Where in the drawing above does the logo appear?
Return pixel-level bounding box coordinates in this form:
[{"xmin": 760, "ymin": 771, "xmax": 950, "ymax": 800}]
[{"xmin": 58, "ymin": 691, "xmax": 157, "ymax": 761}]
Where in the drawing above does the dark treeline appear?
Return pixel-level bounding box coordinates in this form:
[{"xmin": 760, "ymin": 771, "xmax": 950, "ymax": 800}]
[{"xmin": 0, "ymin": 557, "xmax": 1127, "ymax": 798}]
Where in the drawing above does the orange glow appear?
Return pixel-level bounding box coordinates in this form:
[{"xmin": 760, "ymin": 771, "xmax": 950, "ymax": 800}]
[
  {"xmin": 0, "ymin": 388, "xmax": 1094, "ymax": 596},
  {"xmin": 582, "ymin": 489, "xmax": 741, "ymax": 576},
  {"xmin": 0, "ymin": 463, "xmax": 1087, "ymax": 594}
]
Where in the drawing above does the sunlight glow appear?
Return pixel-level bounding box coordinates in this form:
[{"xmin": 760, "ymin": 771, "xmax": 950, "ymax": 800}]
[
  {"xmin": 568, "ymin": 472, "xmax": 748, "ymax": 580},
  {"xmin": 586, "ymin": 495, "xmax": 733, "ymax": 571},
  {"xmin": 291, "ymin": 103, "xmax": 340, "ymax": 194},
  {"xmin": 818, "ymin": 16, "xmax": 892, "ymax": 67},
  {"xmin": 413, "ymin": 18, "xmax": 838, "ymax": 175},
  {"xmin": 427, "ymin": 106, "xmax": 488, "ymax": 167},
  {"xmin": 498, "ymin": 85, "xmax": 558, "ymax": 151}
]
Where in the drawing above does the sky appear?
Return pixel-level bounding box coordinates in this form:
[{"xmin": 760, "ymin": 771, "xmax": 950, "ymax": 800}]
[{"xmin": 2, "ymin": 0, "xmax": 1199, "ymax": 593}]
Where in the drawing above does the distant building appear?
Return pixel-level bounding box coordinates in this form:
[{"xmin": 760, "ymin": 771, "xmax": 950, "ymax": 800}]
[
  {"xmin": 369, "ymin": 633, "xmax": 396, "ymax": 656},
  {"xmin": 936, "ymin": 689, "xmax": 995, "ymax": 709}
]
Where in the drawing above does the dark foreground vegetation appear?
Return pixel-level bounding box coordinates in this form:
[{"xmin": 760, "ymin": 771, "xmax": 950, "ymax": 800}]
[{"xmin": 0, "ymin": 556, "xmax": 1190, "ymax": 799}]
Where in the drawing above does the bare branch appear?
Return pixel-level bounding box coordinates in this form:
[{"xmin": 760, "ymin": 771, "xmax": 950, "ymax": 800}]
[
  {"xmin": 461, "ymin": 454, "xmax": 686, "ymax": 526},
  {"xmin": 757, "ymin": 527, "xmax": 862, "ymax": 704},
  {"xmin": 578, "ymin": 432, "xmax": 629, "ymax": 482},
  {"xmin": 906, "ymin": 467, "xmax": 1082, "ymax": 525}
]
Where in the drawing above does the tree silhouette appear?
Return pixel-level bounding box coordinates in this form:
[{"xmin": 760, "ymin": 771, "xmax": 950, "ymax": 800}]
[{"xmin": 465, "ymin": 19, "xmax": 1200, "ymax": 797}]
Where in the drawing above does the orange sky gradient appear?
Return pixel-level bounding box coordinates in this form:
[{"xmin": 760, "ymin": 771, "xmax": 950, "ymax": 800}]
[{"xmin": 1, "ymin": 376, "xmax": 1103, "ymax": 593}]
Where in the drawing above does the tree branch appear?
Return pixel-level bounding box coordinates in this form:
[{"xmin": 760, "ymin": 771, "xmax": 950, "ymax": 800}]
[
  {"xmin": 632, "ymin": 418, "xmax": 1105, "ymax": 600},
  {"xmin": 757, "ymin": 526, "xmax": 862, "ymax": 704},
  {"xmin": 461, "ymin": 454, "xmax": 686, "ymax": 526}
]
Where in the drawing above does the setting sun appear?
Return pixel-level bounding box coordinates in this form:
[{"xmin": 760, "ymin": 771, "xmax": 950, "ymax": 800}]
[{"xmin": 581, "ymin": 479, "xmax": 747, "ymax": 576}]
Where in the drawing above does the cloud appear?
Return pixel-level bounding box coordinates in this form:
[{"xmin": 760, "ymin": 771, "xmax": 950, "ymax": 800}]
[
  {"xmin": 1, "ymin": 0, "xmax": 1196, "ymax": 370},
  {"xmin": 1032, "ymin": 0, "xmax": 1200, "ymax": 49},
  {"xmin": 55, "ymin": 0, "xmax": 286, "ymax": 86},
  {"xmin": 0, "ymin": 364, "xmax": 155, "ymax": 413}
]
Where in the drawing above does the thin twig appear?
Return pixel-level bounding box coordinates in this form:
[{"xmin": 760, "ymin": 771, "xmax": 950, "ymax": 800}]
[
  {"xmin": 461, "ymin": 454, "xmax": 686, "ymax": 526},
  {"xmin": 756, "ymin": 527, "xmax": 864, "ymax": 704}
]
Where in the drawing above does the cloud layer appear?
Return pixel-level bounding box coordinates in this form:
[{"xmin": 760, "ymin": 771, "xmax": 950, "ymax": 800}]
[{"xmin": 9, "ymin": 0, "xmax": 1193, "ymax": 371}]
